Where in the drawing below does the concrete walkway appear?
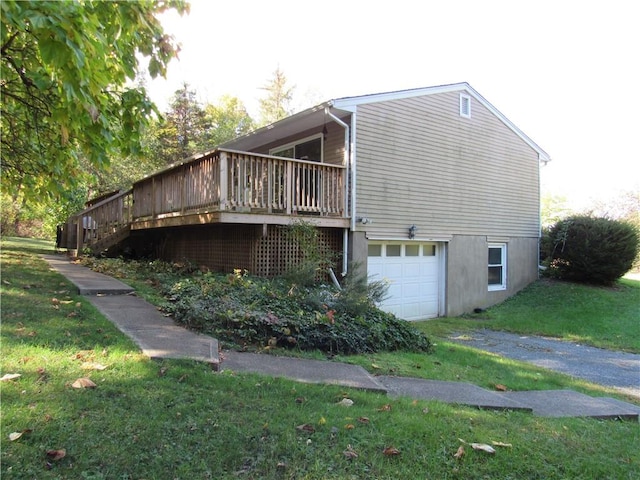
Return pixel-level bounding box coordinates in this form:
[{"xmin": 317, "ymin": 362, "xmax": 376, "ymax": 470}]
[{"xmin": 44, "ymin": 254, "xmax": 640, "ymax": 420}]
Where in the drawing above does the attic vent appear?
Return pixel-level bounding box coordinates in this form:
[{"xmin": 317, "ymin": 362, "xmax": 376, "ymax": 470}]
[{"xmin": 460, "ymin": 93, "xmax": 471, "ymax": 118}]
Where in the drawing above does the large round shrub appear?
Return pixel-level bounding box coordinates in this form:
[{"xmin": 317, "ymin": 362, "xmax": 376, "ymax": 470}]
[{"xmin": 545, "ymin": 215, "xmax": 639, "ymax": 284}]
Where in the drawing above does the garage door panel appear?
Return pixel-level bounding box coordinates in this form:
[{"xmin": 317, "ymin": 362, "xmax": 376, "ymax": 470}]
[
  {"xmin": 403, "ymin": 263, "xmax": 421, "ymax": 277},
  {"xmin": 384, "ymin": 262, "xmax": 403, "ymax": 278}
]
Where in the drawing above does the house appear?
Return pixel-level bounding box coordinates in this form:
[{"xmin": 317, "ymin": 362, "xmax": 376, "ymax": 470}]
[{"xmin": 63, "ymin": 82, "xmax": 550, "ymax": 319}]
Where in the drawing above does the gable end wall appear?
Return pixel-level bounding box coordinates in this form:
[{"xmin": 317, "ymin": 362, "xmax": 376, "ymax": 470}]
[{"xmin": 354, "ymin": 91, "xmax": 541, "ymax": 238}]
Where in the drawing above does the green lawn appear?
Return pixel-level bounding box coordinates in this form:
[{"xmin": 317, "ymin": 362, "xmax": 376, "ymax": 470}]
[{"xmin": 2, "ymin": 237, "xmax": 639, "ymax": 479}]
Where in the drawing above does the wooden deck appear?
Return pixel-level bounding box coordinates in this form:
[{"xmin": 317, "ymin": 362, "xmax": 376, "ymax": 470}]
[{"xmin": 66, "ymin": 149, "xmax": 349, "ymax": 253}]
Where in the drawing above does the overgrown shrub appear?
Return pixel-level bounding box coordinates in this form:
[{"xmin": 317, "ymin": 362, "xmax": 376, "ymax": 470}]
[
  {"xmin": 162, "ymin": 269, "xmax": 432, "ymax": 354},
  {"xmin": 544, "ymin": 215, "xmax": 640, "ymax": 285},
  {"xmin": 333, "ymin": 263, "xmax": 389, "ymax": 317},
  {"xmin": 281, "ymin": 220, "xmax": 337, "ymax": 286}
]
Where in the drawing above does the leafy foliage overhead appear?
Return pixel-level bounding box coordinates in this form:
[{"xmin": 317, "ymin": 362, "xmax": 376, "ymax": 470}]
[{"xmin": 0, "ymin": 0, "xmax": 188, "ymax": 199}]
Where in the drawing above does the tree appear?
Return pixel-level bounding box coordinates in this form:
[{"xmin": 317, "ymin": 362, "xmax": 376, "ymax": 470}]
[
  {"xmin": 150, "ymin": 83, "xmax": 208, "ymax": 165},
  {"xmin": 204, "ymin": 95, "xmax": 255, "ymax": 146},
  {"xmin": 1, "ymin": 0, "xmax": 188, "ymax": 201},
  {"xmin": 258, "ymin": 67, "xmax": 294, "ymax": 126},
  {"xmin": 541, "ymin": 193, "xmax": 574, "ymax": 228},
  {"xmin": 148, "ymin": 90, "xmax": 256, "ymax": 166}
]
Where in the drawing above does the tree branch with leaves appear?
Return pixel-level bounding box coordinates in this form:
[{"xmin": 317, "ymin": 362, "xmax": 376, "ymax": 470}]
[{"xmin": 0, "ymin": 0, "xmax": 189, "ymax": 201}]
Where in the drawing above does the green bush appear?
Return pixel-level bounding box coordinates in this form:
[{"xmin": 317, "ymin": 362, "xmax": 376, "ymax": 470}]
[
  {"xmin": 544, "ymin": 215, "xmax": 640, "ymax": 285},
  {"xmin": 281, "ymin": 220, "xmax": 337, "ymax": 286},
  {"xmin": 162, "ymin": 270, "xmax": 432, "ymax": 355}
]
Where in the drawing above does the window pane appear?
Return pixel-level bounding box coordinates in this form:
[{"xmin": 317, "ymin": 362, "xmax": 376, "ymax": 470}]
[
  {"xmin": 405, "ymin": 245, "xmax": 419, "ymax": 256},
  {"xmin": 273, "ymin": 147, "xmax": 294, "ymax": 158},
  {"xmin": 424, "ymin": 244, "xmax": 436, "ymax": 256},
  {"xmin": 488, "ymin": 266, "xmax": 503, "ymax": 285},
  {"xmin": 488, "ymin": 247, "xmax": 502, "ymax": 265},
  {"xmin": 386, "ymin": 245, "xmax": 401, "ymax": 256},
  {"xmin": 295, "ymin": 138, "xmax": 322, "ymax": 161},
  {"xmin": 368, "ymin": 244, "xmax": 382, "ymax": 256}
]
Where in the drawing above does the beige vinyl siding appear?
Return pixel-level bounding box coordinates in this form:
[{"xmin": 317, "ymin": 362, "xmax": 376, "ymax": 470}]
[{"xmin": 355, "ymin": 91, "xmax": 540, "ymax": 238}]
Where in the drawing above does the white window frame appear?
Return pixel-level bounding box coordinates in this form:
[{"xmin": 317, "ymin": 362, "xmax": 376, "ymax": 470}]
[
  {"xmin": 269, "ymin": 133, "xmax": 324, "ymax": 162},
  {"xmin": 488, "ymin": 243, "xmax": 507, "ymax": 291},
  {"xmin": 460, "ymin": 93, "xmax": 471, "ymax": 118}
]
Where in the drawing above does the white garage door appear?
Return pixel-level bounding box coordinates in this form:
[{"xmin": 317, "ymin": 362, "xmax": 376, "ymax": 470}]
[{"xmin": 368, "ymin": 242, "xmax": 440, "ymax": 321}]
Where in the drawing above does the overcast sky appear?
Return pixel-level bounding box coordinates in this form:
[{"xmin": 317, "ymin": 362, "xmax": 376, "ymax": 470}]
[{"xmin": 146, "ymin": 0, "xmax": 639, "ymax": 210}]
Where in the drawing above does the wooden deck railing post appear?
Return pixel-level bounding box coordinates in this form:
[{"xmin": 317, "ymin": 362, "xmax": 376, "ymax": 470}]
[
  {"xmin": 219, "ymin": 151, "xmax": 228, "ymax": 210},
  {"xmin": 76, "ymin": 215, "xmax": 82, "ymax": 253},
  {"xmin": 285, "ymin": 161, "xmax": 293, "ymax": 215}
]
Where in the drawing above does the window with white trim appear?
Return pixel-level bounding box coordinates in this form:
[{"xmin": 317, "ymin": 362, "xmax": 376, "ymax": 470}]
[
  {"xmin": 488, "ymin": 244, "xmax": 507, "ymax": 291},
  {"xmin": 270, "ymin": 134, "xmax": 323, "ymax": 162},
  {"xmin": 460, "ymin": 93, "xmax": 471, "ymax": 118}
]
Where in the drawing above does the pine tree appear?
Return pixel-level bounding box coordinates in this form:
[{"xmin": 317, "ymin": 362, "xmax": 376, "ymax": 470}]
[{"xmin": 258, "ymin": 67, "xmax": 294, "ymax": 126}]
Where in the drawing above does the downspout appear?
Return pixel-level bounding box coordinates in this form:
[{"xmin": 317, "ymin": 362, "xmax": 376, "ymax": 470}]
[
  {"xmin": 325, "ymin": 107, "xmax": 351, "ymax": 276},
  {"xmin": 538, "ymin": 153, "xmax": 548, "ymax": 278}
]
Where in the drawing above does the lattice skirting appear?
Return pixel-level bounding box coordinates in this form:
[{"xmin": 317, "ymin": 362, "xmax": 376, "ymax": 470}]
[{"xmin": 129, "ymin": 224, "xmax": 343, "ymax": 278}]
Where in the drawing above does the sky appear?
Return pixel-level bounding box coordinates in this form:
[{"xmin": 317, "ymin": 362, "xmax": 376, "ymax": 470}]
[{"xmin": 146, "ymin": 0, "xmax": 639, "ymax": 212}]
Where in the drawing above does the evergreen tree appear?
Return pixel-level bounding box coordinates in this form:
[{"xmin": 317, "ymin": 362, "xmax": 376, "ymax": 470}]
[{"xmin": 258, "ymin": 67, "xmax": 294, "ymax": 126}]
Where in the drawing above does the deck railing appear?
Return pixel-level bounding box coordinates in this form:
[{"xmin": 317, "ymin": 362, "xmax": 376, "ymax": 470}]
[
  {"xmin": 68, "ymin": 149, "xmax": 347, "ymax": 252},
  {"xmin": 72, "ymin": 189, "xmax": 133, "ymax": 252},
  {"xmin": 132, "ymin": 149, "xmax": 346, "ymax": 220}
]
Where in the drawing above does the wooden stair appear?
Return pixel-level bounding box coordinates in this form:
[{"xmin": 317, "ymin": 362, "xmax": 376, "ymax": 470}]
[{"xmin": 87, "ymin": 225, "xmax": 131, "ymax": 254}]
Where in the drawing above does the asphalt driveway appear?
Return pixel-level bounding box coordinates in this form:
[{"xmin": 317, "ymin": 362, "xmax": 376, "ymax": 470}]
[{"xmin": 448, "ymin": 329, "xmax": 640, "ymax": 398}]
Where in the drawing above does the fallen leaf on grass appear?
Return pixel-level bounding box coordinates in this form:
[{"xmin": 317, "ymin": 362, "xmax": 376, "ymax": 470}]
[
  {"xmin": 72, "ymin": 350, "xmax": 94, "ymax": 361},
  {"xmin": 459, "ymin": 438, "xmax": 497, "ymax": 454},
  {"xmin": 377, "ymin": 403, "xmax": 392, "ymax": 412},
  {"xmin": 345, "ymin": 424, "xmax": 355, "ymax": 430},
  {"xmin": 46, "ymin": 449, "xmax": 66, "ymax": 461},
  {"xmin": 343, "ymin": 444, "xmax": 358, "ymax": 459},
  {"xmin": 491, "ymin": 441, "xmax": 513, "ymax": 448},
  {"xmin": 71, "ymin": 378, "xmax": 97, "ymax": 389},
  {"xmin": 357, "ymin": 416, "xmax": 370, "ymax": 424},
  {"xmin": 9, "ymin": 430, "xmax": 32, "ymax": 441},
  {"xmin": 296, "ymin": 424, "xmax": 315, "ymax": 433},
  {"xmin": 81, "ymin": 362, "xmax": 107, "ymax": 371},
  {"xmin": 453, "ymin": 445, "xmax": 465, "ymax": 459},
  {"xmin": 494, "ymin": 384, "xmax": 508, "ymax": 391},
  {"xmin": 383, "ymin": 446, "xmax": 401, "ymax": 456},
  {"xmin": 471, "ymin": 443, "xmax": 496, "ymax": 454},
  {"xmin": 336, "ymin": 398, "xmax": 354, "ymax": 407},
  {"xmin": 1, "ymin": 373, "xmax": 21, "ymax": 382}
]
